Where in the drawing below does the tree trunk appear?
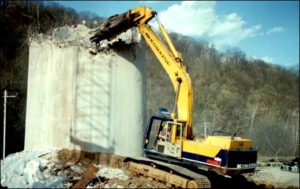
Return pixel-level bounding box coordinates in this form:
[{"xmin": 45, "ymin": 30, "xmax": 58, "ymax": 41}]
[
  {"xmin": 250, "ymin": 104, "xmax": 258, "ymax": 137},
  {"xmin": 37, "ymin": 4, "xmax": 40, "ymax": 30}
]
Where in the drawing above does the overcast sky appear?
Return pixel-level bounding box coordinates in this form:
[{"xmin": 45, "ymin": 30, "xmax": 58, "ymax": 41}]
[{"xmin": 56, "ymin": 1, "xmax": 299, "ymax": 68}]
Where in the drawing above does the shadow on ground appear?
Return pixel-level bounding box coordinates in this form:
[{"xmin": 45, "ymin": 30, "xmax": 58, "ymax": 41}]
[{"xmin": 207, "ymin": 173, "xmax": 275, "ymax": 189}]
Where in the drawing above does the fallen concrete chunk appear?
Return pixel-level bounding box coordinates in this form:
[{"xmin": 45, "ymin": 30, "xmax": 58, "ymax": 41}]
[{"xmin": 0, "ymin": 149, "xmax": 60, "ymax": 188}]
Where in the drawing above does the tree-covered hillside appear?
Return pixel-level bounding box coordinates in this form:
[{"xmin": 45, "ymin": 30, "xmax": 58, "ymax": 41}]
[{"xmin": 0, "ymin": 1, "xmax": 298, "ymax": 157}]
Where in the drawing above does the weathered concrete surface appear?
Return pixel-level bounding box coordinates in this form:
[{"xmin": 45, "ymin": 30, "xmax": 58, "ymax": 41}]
[{"xmin": 25, "ymin": 25, "xmax": 146, "ymax": 157}]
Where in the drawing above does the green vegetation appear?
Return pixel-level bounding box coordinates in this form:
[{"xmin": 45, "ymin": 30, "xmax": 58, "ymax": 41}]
[{"xmin": 0, "ymin": 1, "xmax": 298, "ymax": 157}]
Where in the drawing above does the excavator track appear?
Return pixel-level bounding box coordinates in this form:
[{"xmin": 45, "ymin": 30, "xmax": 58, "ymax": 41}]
[
  {"xmin": 124, "ymin": 156, "xmax": 211, "ymax": 188},
  {"xmin": 194, "ymin": 178, "xmax": 212, "ymax": 188}
]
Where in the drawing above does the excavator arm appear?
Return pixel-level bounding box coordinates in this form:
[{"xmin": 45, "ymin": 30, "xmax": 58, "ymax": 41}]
[
  {"xmin": 138, "ymin": 23, "xmax": 193, "ymax": 139},
  {"xmin": 90, "ymin": 6, "xmax": 257, "ymax": 186},
  {"xmin": 91, "ymin": 6, "xmax": 193, "ymax": 139}
]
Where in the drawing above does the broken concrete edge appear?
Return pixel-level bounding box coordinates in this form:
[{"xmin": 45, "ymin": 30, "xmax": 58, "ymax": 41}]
[{"xmin": 28, "ymin": 24, "xmax": 141, "ymax": 52}]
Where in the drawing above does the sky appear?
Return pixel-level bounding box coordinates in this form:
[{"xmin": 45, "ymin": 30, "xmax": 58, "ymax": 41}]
[{"xmin": 56, "ymin": 1, "xmax": 299, "ymax": 68}]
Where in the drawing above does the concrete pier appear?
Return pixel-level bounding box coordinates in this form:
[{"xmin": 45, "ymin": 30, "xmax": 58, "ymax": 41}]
[{"xmin": 25, "ymin": 25, "xmax": 146, "ymax": 157}]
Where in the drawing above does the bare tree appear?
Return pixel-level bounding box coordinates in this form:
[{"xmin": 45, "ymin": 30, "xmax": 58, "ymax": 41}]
[{"xmin": 250, "ymin": 104, "xmax": 259, "ymax": 137}]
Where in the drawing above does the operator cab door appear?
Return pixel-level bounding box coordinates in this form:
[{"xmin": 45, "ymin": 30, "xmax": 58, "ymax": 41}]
[
  {"xmin": 157, "ymin": 121, "xmax": 183, "ymax": 159},
  {"xmin": 144, "ymin": 116, "xmax": 184, "ymax": 159}
]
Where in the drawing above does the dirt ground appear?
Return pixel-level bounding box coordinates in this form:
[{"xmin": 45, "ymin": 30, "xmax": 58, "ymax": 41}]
[{"xmin": 244, "ymin": 166, "xmax": 299, "ymax": 189}]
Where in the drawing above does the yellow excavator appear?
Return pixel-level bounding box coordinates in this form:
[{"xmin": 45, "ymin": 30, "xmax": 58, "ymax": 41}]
[{"xmin": 90, "ymin": 6, "xmax": 257, "ymax": 188}]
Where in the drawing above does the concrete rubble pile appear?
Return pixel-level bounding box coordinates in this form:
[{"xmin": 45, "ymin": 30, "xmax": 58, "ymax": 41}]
[
  {"xmin": 0, "ymin": 149, "xmax": 167, "ymax": 188},
  {"xmin": 1, "ymin": 149, "xmax": 64, "ymax": 188}
]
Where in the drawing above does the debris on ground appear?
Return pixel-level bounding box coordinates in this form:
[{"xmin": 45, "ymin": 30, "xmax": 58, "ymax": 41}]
[
  {"xmin": 280, "ymin": 157, "xmax": 299, "ymax": 173},
  {"xmin": 0, "ymin": 149, "xmax": 167, "ymax": 188},
  {"xmin": 244, "ymin": 158, "xmax": 300, "ymax": 189},
  {"xmin": 0, "ymin": 148, "xmax": 62, "ymax": 188},
  {"xmin": 2, "ymin": 149, "xmax": 299, "ymax": 188}
]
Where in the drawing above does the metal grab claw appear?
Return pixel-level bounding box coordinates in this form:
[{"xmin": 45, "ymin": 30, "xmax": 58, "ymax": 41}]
[{"xmin": 90, "ymin": 13, "xmax": 135, "ymax": 44}]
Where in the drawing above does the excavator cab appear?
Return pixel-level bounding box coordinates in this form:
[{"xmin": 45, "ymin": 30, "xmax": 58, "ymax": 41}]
[{"xmin": 143, "ymin": 115, "xmax": 187, "ymax": 160}]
